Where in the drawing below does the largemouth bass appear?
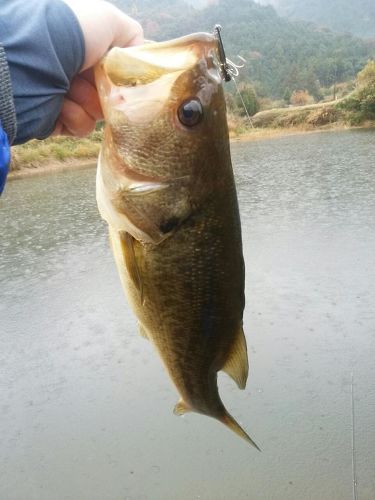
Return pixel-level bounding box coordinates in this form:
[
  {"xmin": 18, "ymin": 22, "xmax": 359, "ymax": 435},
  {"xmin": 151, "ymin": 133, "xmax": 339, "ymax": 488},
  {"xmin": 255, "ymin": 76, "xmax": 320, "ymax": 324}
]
[{"xmin": 95, "ymin": 32, "xmax": 258, "ymax": 449}]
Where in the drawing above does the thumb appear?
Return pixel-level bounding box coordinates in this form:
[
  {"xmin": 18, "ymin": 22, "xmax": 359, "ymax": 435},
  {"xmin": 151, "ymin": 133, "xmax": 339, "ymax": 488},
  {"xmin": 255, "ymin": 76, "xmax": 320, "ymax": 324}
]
[{"xmin": 62, "ymin": 0, "xmax": 144, "ymax": 71}]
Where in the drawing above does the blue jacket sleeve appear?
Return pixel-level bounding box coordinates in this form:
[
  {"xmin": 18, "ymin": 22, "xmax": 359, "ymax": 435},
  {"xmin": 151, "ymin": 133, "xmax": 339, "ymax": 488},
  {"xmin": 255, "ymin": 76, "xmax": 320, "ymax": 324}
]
[
  {"xmin": 0, "ymin": 0, "xmax": 85, "ymax": 145},
  {"xmin": 0, "ymin": 44, "xmax": 16, "ymax": 145}
]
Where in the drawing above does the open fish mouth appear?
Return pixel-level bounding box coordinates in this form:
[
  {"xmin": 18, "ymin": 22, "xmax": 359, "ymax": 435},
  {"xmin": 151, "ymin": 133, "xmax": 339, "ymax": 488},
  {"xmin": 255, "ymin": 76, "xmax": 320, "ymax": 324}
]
[
  {"xmin": 99, "ymin": 33, "xmax": 220, "ymax": 86},
  {"xmin": 95, "ymin": 33, "xmax": 223, "ymax": 125}
]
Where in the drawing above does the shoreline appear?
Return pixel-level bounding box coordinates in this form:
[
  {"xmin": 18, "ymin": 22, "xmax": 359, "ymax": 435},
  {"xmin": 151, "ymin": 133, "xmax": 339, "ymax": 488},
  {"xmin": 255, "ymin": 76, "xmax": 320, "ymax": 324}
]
[
  {"xmin": 8, "ymin": 123, "xmax": 374, "ymax": 181},
  {"xmin": 230, "ymin": 122, "xmax": 374, "ymax": 142},
  {"xmin": 8, "ymin": 158, "xmax": 97, "ymax": 181}
]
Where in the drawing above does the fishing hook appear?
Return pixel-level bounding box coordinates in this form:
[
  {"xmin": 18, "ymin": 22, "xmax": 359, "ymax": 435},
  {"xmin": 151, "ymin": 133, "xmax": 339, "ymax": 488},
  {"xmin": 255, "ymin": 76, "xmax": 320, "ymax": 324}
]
[
  {"xmin": 213, "ymin": 24, "xmax": 232, "ymax": 82},
  {"xmin": 213, "ymin": 25, "xmax": 246, "ymax": 81},
  {"xmin": 226, "ymin": 56, "xmax": 246, "ymax": 78}
]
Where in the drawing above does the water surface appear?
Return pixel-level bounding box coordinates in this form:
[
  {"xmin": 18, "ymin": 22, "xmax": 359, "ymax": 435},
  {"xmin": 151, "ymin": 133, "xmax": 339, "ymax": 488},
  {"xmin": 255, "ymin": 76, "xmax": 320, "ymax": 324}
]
[{"xmin": 1, "ymin": 129, "xmax": 374, "ymax": 499}]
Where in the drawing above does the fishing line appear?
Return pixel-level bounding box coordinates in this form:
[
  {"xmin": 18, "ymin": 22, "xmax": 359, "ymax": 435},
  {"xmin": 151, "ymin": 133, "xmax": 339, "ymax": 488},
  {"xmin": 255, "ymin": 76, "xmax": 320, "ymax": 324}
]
[
  {"xmin": 214, "ymin": 25, "xmax": 260, "ymax": 153},
  {"xmin": 214, "ymin": 25, "xmax": 256, "ymax": 130},
  {"xmin": 231, "ymin": 74, "xmax": 255, "ymax": 129},
  {"xmin": 225, "ymin": 57, "xmax": 264, "ymax": 159},
  {"xmin": 351, "ymin": 372, "xmax": 358, "ymax": 500},
  {"xmin": 223, "ymin": 54, "xmax": 256, "ymax": 128}
]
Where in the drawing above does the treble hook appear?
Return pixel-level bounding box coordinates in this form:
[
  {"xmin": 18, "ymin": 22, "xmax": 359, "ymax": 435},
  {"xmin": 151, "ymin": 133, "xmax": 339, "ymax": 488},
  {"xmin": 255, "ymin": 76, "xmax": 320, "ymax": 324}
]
[
  {"xmin": 213, "ymin": 25, "xmax": 246, "ymax": 81},
  {"xmin": 226, "ymin": 56, "xmax": 246, "ymax": 78}
]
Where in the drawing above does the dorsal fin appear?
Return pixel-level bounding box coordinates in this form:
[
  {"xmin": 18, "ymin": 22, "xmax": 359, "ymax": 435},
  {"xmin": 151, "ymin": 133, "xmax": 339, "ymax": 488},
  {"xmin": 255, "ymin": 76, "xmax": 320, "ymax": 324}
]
[{"xmin": 221, "ymin": 326, "xmax": 249, "ymax": 390}]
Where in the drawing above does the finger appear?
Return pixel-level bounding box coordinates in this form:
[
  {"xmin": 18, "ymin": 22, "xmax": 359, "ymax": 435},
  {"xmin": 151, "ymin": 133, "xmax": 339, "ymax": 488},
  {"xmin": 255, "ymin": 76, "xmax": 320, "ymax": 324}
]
[
  {"xmin": 79, "ymin": 68, "xmax": 95, "ymax": 87},
  {"xmin": 67, "ymin": 75, "xmax": 103, "ymax": 120},
  {"xmin": 57, "ymin": 98, "xmax": 96, "ymax": 137},
  {"xmin": 111, "ymin": 11, "xmax": 144, "ymax": 48},
  {"xmin": 52, "ymin": 121, "xmax": 75, "ymax": 137}
]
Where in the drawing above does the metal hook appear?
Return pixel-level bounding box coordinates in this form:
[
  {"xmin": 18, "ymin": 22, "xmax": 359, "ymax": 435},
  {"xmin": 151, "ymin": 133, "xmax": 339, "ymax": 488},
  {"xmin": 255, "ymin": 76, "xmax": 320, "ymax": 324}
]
[
  {"xmin": 226, "ymin": 56, "xmax": 246, "ymax": 78},
  {"xmin": 213, "ymin": 25, "xmax": 232, "ymax": 82}
]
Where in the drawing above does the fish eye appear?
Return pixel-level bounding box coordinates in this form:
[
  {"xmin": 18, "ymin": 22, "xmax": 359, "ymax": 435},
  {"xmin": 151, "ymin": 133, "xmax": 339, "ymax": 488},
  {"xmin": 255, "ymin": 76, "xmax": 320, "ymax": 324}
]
[{"xmin": 178, "ymin": 99, "xmax": 203, "ymax": 127}]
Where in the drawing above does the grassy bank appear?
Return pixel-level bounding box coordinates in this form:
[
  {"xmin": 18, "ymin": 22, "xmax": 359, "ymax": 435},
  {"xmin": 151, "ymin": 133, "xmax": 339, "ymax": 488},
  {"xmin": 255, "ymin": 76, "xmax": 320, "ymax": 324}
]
[
  {"xmin": 9, "ymin": 131, "xmax": 102, "ymax": 177},
  {"xmin": 247, "ymin": 61, "xmax": 375, "ymax": 131},
  {"xmin": 248, "ymin": 99, "xmax": 374, "ymax": 130}
]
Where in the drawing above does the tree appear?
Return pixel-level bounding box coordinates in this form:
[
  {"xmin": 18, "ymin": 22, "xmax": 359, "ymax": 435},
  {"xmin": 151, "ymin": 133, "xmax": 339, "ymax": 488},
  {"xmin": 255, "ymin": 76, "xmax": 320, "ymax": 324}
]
[
  {"xmin": 303, "ymin": 70, "xmax": 323, "ymax": 101},
  {"xmin": 290, "ymin": 90, "xmax": 314, "ymax": 106},
  {"xmin": 112, "ymin": 0, "xmax": 375, "ymax": 100},
  {"xmin": 356, "ymin": 60, "xmax": 375, "ymax": 117},
  {"xmin": 235, "ymin": 83, "xmax": 260, "ymax": 116},
  {"xmin": 357, "ymin": 60, "xmax": 375, "ymax": 88},
  {"xmin": 283, "ymin": 87, "xmax": 292, "ymax": 104}
]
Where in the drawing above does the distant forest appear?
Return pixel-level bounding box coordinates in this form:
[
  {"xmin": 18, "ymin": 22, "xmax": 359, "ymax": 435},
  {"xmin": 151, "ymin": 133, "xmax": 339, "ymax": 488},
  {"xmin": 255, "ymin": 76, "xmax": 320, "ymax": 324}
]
[
  {"xmin": 272, "ymin": 0, "xmax": 375, "ymax": 39},
  {"xmin": 111, "ymin": 0, "xmax": 375, "ymax": 100}
]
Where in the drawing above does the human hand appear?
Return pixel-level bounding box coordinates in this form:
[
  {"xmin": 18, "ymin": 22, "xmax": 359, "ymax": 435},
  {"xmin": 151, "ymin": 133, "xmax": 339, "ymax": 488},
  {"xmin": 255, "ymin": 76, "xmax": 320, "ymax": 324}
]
[{"xmin": 53, "ymin": 0, "xmax": 143, "ymax": 137}]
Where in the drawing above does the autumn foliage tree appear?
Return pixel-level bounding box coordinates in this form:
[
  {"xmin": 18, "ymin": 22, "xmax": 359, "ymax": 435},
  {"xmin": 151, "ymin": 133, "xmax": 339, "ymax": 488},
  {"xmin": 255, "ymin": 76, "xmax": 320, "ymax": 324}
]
[
  {"xmin": 357, "ymin": 60, "xmax": 375, "ymax": 88},
  {"xmin": 290, "ymin": 90, "xmax": 314, "ymax": 106},
  {"xmin": 356, "ymin": 60, "xmax": 375, "ymax": 117},
  {"xmin": 336, "ymin": 59, "xmax": 375, "ymax": 121}
]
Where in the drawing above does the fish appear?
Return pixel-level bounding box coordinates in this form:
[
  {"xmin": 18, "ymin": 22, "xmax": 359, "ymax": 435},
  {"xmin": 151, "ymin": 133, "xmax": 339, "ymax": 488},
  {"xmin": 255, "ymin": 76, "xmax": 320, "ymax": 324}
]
[{"xmin": 94, "ymin": 32, "xmax": 259, "ymax": 449}]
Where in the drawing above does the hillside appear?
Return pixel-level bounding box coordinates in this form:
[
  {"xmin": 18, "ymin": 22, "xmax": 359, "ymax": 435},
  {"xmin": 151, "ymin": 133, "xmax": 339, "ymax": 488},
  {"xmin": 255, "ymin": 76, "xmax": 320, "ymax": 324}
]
[
  {"xmin": 111, "ymin": 0, "xmax": 374, "ymax": 99},
  {"xmin": 274, "ymin": 0, "xmax": 375, "ymax": 39}
]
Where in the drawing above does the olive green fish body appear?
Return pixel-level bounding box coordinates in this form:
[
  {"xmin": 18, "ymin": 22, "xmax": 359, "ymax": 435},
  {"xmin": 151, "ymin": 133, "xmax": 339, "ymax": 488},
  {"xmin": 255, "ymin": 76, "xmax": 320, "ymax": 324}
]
[
  {"xmin": 114, "ymin": 184, "xmax": 243, "ymax": 410},
  {"xmin": 95, "ymin": 33, "xmax": 258, "ymax": 448}
]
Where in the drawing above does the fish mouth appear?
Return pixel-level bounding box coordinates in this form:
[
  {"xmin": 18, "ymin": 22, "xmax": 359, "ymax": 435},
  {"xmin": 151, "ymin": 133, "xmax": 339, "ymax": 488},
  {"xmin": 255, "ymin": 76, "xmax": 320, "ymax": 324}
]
[
  {"xmin": 95, "ymin": 32, "xmax": 223, "ymax": 125},
  {"xmin": 99, "ymin": 32, "xmax": 220, "ymax": 87},
  {"xmin": 94, "ymin": 32, "xmax": 227, "ymax": 242}
]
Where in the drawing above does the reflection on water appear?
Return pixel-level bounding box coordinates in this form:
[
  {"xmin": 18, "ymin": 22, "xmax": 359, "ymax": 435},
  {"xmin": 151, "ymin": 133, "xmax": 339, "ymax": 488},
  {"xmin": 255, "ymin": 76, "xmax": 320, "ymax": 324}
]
[{"xmin": 1, "ymin": 130, "xmax": 374, "ymax": 500}]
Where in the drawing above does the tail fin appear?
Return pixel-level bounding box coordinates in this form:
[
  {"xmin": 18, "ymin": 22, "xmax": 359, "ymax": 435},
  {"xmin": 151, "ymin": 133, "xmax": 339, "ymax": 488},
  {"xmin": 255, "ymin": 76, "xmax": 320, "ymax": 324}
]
[{"xmin": 219, "ymin": 412, "xmax": 261, "ymax": 451}]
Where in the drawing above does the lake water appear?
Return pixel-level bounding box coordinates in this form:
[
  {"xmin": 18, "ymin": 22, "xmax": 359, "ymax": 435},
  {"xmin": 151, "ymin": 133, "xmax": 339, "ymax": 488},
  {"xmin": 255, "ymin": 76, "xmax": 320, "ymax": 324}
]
[{"xmin": 1, "ymin": 129, "xmax": 374, "ymax": 500}]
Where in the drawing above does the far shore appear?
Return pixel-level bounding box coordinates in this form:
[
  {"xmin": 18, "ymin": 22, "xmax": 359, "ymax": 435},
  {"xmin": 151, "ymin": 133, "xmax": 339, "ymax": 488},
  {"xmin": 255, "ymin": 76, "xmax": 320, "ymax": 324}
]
[
  {"xmin": 8, "ymin": 122, "xmax": 374, "ymax": 181},
  {"xmin": 230, "ymin": 121, "xmax": 374, "ymax": 142},
  {"xmin": 8, "ymin": 158, "xmax": 97, "ymax": 181}
]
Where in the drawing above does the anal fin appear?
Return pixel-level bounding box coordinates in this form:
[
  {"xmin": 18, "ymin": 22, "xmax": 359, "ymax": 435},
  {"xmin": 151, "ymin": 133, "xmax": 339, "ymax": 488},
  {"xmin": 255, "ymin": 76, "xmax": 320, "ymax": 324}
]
[
  {"xmin": 221, "ymin": 326, "xmax": 249, "ymax": 390},
  {"xmin": 173, "ymin": 399, "xmax": 191, "ymax": 416}
]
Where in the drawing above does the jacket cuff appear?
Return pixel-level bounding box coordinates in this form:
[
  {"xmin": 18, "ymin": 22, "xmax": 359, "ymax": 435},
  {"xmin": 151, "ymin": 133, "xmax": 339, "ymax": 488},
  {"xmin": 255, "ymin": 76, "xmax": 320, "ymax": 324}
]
[{"xmin": 0, "ymin": 44, "xmax": 16, "ymax": 145}]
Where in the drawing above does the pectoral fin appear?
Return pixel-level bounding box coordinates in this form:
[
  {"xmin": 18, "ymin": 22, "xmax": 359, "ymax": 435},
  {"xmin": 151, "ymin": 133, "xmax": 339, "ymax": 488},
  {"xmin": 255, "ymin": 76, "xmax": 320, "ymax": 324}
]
[
  {"xmin": 109, "ymin": 227, "xmax": 145, "ymax": 304},
  {"xmin": 119, "ymin": 232, "xmax": 144, "ymax": 304},
  {"xmin": 221, "ymin": 326, "xmax": 249, "ymax": 390}
]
